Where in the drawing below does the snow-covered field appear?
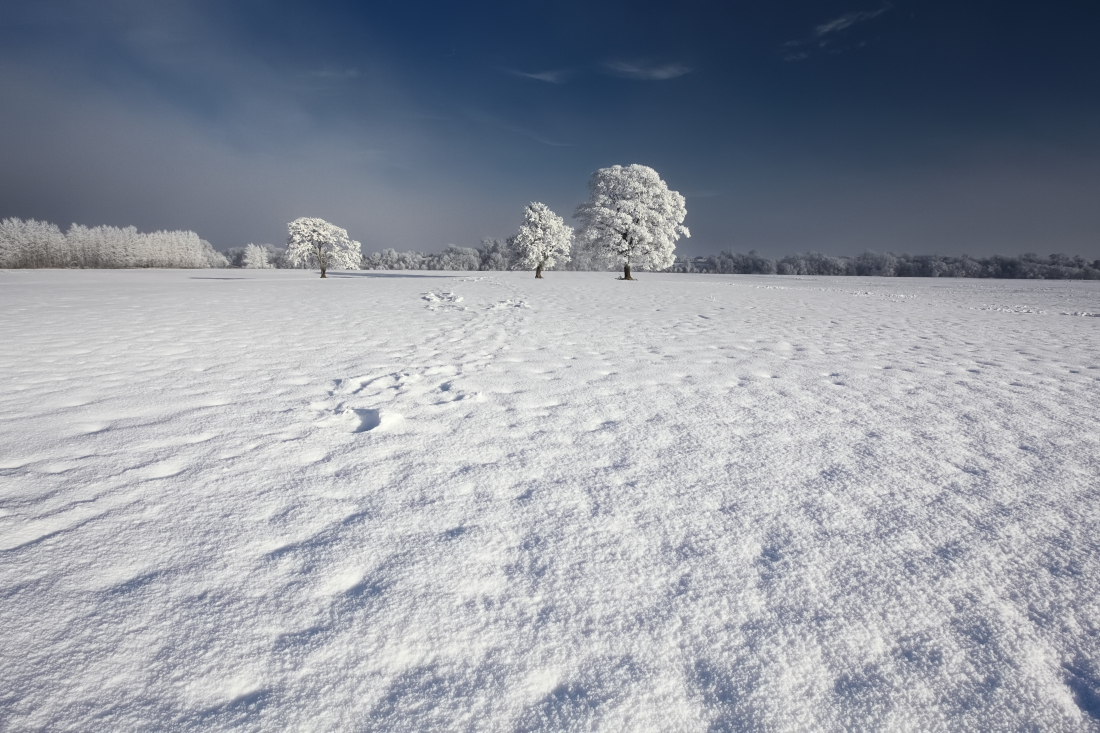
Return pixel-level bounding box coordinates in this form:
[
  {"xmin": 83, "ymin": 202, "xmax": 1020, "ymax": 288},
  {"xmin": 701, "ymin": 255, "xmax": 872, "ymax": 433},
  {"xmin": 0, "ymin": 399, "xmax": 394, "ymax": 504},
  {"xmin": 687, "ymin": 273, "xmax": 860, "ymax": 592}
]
[{"xmin": 2, "ymin": 269, "xmax": 1099, "ymax": 731}]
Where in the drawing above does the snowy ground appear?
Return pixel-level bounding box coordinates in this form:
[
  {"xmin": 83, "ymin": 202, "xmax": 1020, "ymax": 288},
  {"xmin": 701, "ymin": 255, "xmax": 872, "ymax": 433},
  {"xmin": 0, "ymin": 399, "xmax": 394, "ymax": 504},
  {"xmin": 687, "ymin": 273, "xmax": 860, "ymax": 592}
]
[{"xmin": 2, "ymin": 269, "xmax": 1099, "ymax": 731}]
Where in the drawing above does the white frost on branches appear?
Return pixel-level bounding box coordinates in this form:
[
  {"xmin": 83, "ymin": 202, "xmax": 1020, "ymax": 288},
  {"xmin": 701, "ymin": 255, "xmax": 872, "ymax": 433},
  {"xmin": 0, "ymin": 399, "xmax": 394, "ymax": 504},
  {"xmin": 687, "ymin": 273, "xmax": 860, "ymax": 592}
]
[
  {"xmin": 242, "ymin": 243, "xmax": 273, "ymax": 269},
  {"xmin": 510, "ymin": 202, "xmax": 572, "ymax": 277},
  {"xmin": 574, "ymin": 164, "xmax": 689, "ymax": 278},
  {"xmin": 0, "ymin": 218, "xmax": 65, "ymax": 268},
  {"xmin": 285, "ymin": 217, "xmax": 361, "ymax": 277},
  {"xmin": 0, "ymin": 217, "xmax": 227, "ymax": 269}
]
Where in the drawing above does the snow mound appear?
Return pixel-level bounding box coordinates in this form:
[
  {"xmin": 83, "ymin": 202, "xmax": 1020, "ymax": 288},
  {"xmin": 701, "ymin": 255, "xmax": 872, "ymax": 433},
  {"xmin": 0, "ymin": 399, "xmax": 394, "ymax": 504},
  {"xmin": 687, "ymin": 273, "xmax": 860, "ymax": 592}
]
[{"xmin": 422, "ymin": 290, "xmax": 466, "ymax": 311}]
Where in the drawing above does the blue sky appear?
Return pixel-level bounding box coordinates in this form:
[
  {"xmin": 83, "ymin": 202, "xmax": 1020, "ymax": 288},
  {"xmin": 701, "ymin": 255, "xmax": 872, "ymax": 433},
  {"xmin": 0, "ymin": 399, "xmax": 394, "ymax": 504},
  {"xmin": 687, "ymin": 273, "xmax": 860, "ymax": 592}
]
[{"xmin": 2, "ymin": 0, "xmax": 1098, "ymax": 258}]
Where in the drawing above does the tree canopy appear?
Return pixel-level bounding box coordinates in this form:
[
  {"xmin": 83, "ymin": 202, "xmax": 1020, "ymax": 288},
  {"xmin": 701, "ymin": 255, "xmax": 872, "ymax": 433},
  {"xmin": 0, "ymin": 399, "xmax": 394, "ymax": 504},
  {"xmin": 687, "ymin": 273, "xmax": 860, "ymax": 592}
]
[
  {"xmin": 574, "ymin": 164, "xmax": 689, "ymax": 280},
  {"xmin": 511, "ymin": 202, "xmax": 573, "ymax": 278},
  {"xmin": 286, "ymin": 217, "xmax": 361, "ymax": 278}
]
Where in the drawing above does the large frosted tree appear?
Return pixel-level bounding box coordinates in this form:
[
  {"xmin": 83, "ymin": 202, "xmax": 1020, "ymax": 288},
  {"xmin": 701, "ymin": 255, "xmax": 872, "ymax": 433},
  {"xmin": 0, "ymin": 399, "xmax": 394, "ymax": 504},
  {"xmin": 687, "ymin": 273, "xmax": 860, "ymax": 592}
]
[
  {"xmin": 574, "ymin": 164, "xmax": 689, "ymax": 280},
  {"xmin": 511, "ymin": 202, "xmax": 573, "ymax": 278},
  {"xmin": 286, "ymin": 217, "xmax": 362, "ymax": 278}
]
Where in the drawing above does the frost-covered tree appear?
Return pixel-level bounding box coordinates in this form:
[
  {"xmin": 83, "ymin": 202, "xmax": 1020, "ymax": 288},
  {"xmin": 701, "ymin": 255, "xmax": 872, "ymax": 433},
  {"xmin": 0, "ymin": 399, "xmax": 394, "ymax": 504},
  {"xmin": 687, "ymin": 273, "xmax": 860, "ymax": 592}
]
[
  {"xmin": 429, "ymin": 245, "xmax": 481, "ymax": 271},
  {"xmin": 225, "ymin": 247, "xmax": 246, "ymax": 267},
  {"xmin": 363, "ymin": 248, "xmax": 421, "ymax": 270},
  {"xmin": 242, "ymin": 243, "xmax": 273, "ymax": 269},
  {"xmin": 511, "ymin": 202, "xmax": 572, "ymax": 278},
  {"xmin": 478, "ymin": 237, "xmax": 516, "ymax": 271},
  {"xmin": 286, "ymin": 217, "xmax": 361, "ymax": 278},
  {"xmin": 574, "ymin": 164, "xmax": 689, "ymax": 280},
  {"xmin": 0, "ymin": 218, "xmax": 65, "ymax": 268},
  {"xmin": 362, "ymin": 248, "xmax": 437, "ymax": 270},
  {"xmin": 0, "ymin": 218, "xmax": 225, "ymax": 269},
  {"xmin": 559, "ymin": 236, "xmax": 616, "ymax": 271}
]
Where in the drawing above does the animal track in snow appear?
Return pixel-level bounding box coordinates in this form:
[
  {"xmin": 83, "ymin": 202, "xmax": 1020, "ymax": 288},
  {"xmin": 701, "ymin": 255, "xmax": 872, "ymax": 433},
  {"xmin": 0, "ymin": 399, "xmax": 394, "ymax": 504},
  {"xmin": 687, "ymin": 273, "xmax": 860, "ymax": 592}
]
[
  {"xmin": 489, "ymin": 299, "xmax": 529, "ymax": 309},
  {"xmin": 421, "ymin": 291, "xmax": 466, "ymax": 311},
  {"xmin": 314, "ymin": 405, "xmax": 400, "ymax": 433},
  {"xmin": 975, "ymin": 304, "xmax": 1047, "ymax": 314},
  {"xmin": 352, "ymin": 409, "xmax": 382, "ymax": 432},
  {"xmin": 313, "ymin": 367, "xmax": 479, "ymax": 432},
  {"xmin": 434, "ymin": 381, "xmax": 481, "ymax": 404}
]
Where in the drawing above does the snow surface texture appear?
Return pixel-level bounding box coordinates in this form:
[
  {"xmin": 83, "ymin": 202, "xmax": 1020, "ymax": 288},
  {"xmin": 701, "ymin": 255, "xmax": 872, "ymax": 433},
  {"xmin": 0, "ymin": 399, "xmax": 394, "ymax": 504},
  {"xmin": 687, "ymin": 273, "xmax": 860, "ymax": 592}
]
[{"xmin": 1, "ymin": 270, "xmax": 1099, "ymax": 732}]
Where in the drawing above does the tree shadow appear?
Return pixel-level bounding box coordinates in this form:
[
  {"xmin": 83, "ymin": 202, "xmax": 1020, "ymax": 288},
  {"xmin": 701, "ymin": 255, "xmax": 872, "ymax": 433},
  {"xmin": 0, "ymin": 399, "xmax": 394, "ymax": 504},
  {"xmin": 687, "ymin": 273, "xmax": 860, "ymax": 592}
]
[
  {"xmin": 1064, "ymin": 660, "xmax": 1100, "ymax": 721},
  {"xmin": 328, "ymin": 271, "xmax": 466, "ymax": 279}
]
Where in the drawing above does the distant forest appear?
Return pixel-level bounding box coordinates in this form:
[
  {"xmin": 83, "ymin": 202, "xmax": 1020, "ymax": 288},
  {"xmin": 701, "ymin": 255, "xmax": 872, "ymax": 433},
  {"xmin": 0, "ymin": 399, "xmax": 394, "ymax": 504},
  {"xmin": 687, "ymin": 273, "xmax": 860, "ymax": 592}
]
[
  {"xmin": 1, "ymin": 218, "xmax": 227, "ymax": 269},
  {"xmin": 3, "ymin": 217, "xmax": 1098, "ymax": 279},
  {"xmin": 670, "ymin": 250, "xmax": 1100, "ymax": 280},
  {"xmin": 354, "ymin": 241, "xmax": 1100, "ymax": 280}
]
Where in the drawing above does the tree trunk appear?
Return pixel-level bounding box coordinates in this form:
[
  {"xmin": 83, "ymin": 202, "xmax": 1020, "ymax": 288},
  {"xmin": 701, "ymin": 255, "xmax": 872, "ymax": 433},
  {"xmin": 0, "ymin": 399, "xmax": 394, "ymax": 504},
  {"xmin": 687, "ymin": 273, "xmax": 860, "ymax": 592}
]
[
  {"xmin": 623, "ymin": 262, "xmax": 633, "ymax": 280},
  {"xmin": 320, "ymin": 266, "xmax": 327, "ymax": 278},
  {"xmin": 535, "ymin": 263, "xmax": 543, "ymax": 279}
]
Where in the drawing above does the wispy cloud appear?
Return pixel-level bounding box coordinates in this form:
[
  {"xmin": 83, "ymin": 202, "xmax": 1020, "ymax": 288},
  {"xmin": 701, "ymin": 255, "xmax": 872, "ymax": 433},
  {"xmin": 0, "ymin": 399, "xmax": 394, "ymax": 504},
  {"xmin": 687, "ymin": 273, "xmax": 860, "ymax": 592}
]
[
  {"xmin": 603, "ymin": 61, "xmax": 692, "ymax": 81},
  {"xmin": 783, "ymin": 4, "xmax": 891, "ymax": 61},
  {"xmin": 509, "ymin": 69, "xmax": 569, "ymax": 84},
  {"xmin": 814, "ymin": 5, "xmax": 890, "ymax": 37}
]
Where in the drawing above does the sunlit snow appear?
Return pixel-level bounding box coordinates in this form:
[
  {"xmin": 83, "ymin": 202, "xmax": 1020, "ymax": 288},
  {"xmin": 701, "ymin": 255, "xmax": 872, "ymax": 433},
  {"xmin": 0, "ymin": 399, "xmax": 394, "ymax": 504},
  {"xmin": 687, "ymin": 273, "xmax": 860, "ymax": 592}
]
[{"xmin": 2, "ymin": 269, "xmax": 1099, "ymax": 730}]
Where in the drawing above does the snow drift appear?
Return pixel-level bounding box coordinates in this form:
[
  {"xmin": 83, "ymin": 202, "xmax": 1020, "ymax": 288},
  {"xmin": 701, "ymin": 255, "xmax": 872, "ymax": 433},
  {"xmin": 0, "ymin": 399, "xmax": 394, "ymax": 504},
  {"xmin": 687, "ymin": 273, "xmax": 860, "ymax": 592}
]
[{"xmin": 1, "ymin": 270, "xmax": 1098, "ymax": 730}]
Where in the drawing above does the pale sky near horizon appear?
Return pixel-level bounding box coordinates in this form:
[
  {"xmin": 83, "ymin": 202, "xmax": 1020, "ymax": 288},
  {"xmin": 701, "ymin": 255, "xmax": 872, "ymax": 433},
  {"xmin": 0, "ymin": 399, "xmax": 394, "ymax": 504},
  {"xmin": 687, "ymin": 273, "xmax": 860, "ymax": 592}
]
[{"xmin": 2, "ymin": 0, "xmax": 1098, "ymax": 259}]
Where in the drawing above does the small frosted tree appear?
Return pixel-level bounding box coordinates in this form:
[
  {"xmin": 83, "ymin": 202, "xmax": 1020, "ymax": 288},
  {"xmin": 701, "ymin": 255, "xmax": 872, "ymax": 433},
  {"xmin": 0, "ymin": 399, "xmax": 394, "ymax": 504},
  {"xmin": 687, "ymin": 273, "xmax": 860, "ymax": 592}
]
[
  {"xmin": 286, "ymin": 217, "xmax": 362, "ymax": 278},
  {"xmin": 242, "ymin": 243, "xmax": 272, "ymax": 269},
  {"xmin": 574, "ymin": 164, "xmax": 689, "ymax": 280},
  {"xmin": 511, "ymin": 202, "xmax": 572, "ymax": 278}
]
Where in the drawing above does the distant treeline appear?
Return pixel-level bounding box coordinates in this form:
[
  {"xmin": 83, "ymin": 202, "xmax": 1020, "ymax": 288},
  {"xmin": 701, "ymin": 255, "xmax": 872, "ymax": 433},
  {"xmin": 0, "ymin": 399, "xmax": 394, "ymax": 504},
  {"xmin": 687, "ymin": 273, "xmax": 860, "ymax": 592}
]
[
  {"xmin": 227, "ymin": 240, "xmax": 524, "ymax": 271},
  {"xmin": 1, "ymin": 218, "xmax": 227, "ymax": 269},
  {"xmin": 5, "ymin": 216, "xmax": 1098, "ymax": 279},
  {"xmin": 670, "ymin": 250, "xmax": 1100, "ymax": 279},
  {"xmin": 359, "ymin": 240, "xmax": 527, "ymax": 272},
  {"xmin": 360, "ymin": 242, "xmax": 1100, "ymax": 280}
]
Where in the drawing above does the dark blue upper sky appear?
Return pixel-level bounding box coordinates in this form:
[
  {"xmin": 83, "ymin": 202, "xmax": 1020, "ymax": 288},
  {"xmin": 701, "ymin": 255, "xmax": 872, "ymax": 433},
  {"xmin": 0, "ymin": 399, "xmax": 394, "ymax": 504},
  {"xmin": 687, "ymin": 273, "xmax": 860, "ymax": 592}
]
[{"xmin": 2, "ymin": 0, "xmax": 1098, "ymax": 258}]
